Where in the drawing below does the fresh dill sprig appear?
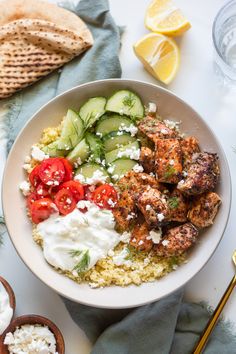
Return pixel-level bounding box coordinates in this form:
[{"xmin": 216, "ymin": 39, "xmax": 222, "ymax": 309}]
[
  {"xmin": 70, "ymin": 249, "xmax": 90, "ymax": 274},
  {"xmin": 124, "ymin": 244, "xmax": 141, "ymax": 261},
  {"xmin": 168, "ymin": 196, "xmax": 179, "ymax": 209},
  {"xmin": 122, "ymin": 93, "xmax": 136, "ymax": 110}
]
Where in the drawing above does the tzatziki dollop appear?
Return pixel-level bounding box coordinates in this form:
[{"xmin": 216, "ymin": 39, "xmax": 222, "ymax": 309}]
[
  {"xmin": 0, "ymin": 283, "xmax": 13, "ymax": 334},
  {"xmin": 36, "ymin": 201, "xmax": 120, "ymax": 274}
]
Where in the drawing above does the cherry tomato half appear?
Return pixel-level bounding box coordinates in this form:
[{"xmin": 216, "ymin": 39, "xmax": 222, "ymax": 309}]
[
  {"xmin": 59, "ymin": 181, "xmax": 84, "ymax": 202},
  {"xmin": 29, "ymin": 165, "xmax": 41, "ymax": 188},
  {"xmin": 59, "ymin": 158, "xmax": 73, "ymax": 182},
  {"xmin": 27, "ymin": 192, "xmax": 40, "ymax": 209},
  {"xmin": 54, "ymin": 188, "xmax": 76, "ymax": 215},
  {"xmin": 92, "ymin": 184, "xmax": 118, "ymax": 209},
  {"xmin": 39, "ymin": 158, "xmax": 65, "ymax": 186},
  {"xmin": 30, "ymin": 198, "xmax": 57, "ymax": 224}
]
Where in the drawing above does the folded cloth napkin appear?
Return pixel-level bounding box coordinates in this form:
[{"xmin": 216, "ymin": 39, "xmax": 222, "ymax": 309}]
[{"xmin": 1, "ymin": 0, "xmax": 236, "ymax": 353}]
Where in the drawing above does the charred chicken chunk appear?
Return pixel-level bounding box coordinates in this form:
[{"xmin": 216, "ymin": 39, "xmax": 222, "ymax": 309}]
[
  {"xmin": 177, "ymin": 152, "xmax": 220, "ymax": 196},
  {"xmin": 155, "ymin": 138, "xmax": 183, "ymax": 184},
  {"xmin": 117, "ymin": 171, "xmax": 165, "ymax": 194},
  {"xmin": 137, "ymin": 187, "xmax": 169, "ymax": 228},
  {"xmin": 140, "ymin": 147, "xmax": 155, "ymax": 173},
  {"xmin": 113, "ymin": 190, "xmax": 136, "ymax": 232},
  {"xmin": 154, "ymin": 223, "xmax": 198, "ymax": 257},
  {"xmin": 130, "ymin": 221, "xmax": 153, "ymax": 252},
  {"xmin": 187, "ymin": 192, "xmax": 221, "ymax": 228},
  {"xmin": 138, "ymin": 116, "xmax": 177, "ymax": 143},
  {"xmin": 181, "ymin": 136, "xmax": 200, "ymax": 169},
  {"xmin": 168, "ymin": 188, "xmax": 188, "ymax": 223}
]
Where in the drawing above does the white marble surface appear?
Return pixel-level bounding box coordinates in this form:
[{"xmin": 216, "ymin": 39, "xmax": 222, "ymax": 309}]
[{"xmin": 1, "ymin": 0, "xmax": 236, "ymax": 353}]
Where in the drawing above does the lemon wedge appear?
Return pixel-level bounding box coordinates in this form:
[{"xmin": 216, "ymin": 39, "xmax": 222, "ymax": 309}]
[
  {"xmin": 145, "ymin": 0, "xmax": 191, "ymax": 36},
  {"xmin": 133, "ymin": 33, "xmax": 180, "ymax": 84}
]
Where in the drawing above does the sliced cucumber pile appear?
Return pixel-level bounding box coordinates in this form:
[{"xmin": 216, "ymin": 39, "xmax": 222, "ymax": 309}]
[
  {"xmin": 103, "ymin": 131, "xmax": 136, "ymax": 152},
  {"xmin": 106, "ymin": 90, "xmax": 144, "ymax": 118},
  {"xmin": 42, "ymin": 90, "xmax": 146, "ymax": 182},
  {"xmin": 75, "ymin": 163, "xmax": 110, "ymax": 183},
  {"xmin": 79, "ymin": 97, "xmax": 106, "ymax": 129},
  {"xmin": 95, "ymin": 114, "xmax": 133, "ymax": 137}
]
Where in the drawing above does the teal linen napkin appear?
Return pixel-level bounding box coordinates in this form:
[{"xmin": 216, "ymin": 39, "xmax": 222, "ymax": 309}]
[{"xmin": 1, "ymin": 0, "xmax": 236, "ymax": 353}]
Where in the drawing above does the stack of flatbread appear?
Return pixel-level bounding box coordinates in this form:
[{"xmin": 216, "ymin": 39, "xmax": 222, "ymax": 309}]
[{"xmin": 0, "ymin": 0, "xmax": 93, "ymax": 99}]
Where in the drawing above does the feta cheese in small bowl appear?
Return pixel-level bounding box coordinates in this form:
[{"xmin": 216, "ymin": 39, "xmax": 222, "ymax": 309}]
[
  {"xmin": 0, "ymin": 277, "xmax": 15, "ymax": 336},
  {"xmin": 0, "ymin": 315, "xmax": 64, "ymax": 354}
]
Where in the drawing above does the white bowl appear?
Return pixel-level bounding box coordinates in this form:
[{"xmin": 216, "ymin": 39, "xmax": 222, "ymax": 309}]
[{"xmin": 2, "ymin": 79, "xmax": 231, "ymax": 308}]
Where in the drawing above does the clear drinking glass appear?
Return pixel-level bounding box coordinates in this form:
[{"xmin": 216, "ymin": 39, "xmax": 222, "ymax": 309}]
[{"xmin": 213, "ymin": 0, "xmax": 236, "ymax": 83}]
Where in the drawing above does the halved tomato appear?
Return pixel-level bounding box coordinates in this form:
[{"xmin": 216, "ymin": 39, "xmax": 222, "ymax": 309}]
[
  {"xmin": 54, "ymin": 188, "xmax": 76, "ymax": 215},
  {"xmin": 59, "ymin": 158, "xmax": 73, "ymax": 182},
  {"xmin": 59, "ymin": 181, "xmax": 84, "ymax": 202},
  {"xmin": 27, "ymin": 192, "xmax": 40, "ymax": 209},
  {"xmin": 39, "ymin": 158, "xmax": 65, "ymax": 186},
  {"xmin": 30, "ymin": 198, "xmax": 57, "ymax": 224},
  {"xmin": 92, "ymin": 184, "xmax": 118, "ymax": 209},
  {"xmin": 29, "ymin": 164, "xmax": 41, "ymax": 188}
]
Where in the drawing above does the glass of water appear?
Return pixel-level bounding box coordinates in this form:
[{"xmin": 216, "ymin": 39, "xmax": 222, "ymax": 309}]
[{"xmin": 213, "ymin": 0, "xmax": 236, "ymax": 83}]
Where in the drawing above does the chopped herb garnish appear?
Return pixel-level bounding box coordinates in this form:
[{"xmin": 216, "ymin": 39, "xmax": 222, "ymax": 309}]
[
  {"xmin": 164, "ymin": 165, "xmax": 176, "ymax": 179},
  {"xmin": 168, "ymin": 196, "xmax": 179, "ymax": 209},
  {"xmin": 124, "ymin": 244, "xmax": 141, "ymax": 260},
  {"xmin": 70, "ymin": 249, "xmax": 90, "ymax": 274},
  {"xmin": 122, "ymin": 93, "xmax": 136, "ymax": 109}
]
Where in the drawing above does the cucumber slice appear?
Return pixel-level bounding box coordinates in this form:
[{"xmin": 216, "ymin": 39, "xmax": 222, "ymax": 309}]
[
  {"xmin": 57, "ymin": 109, "xmax": 84, "ymax": 150},
  {"xmin": 95, "ymin": 114, "xmax": 133, "ymax": 137},
  {"xmin": 85, "ymin": 132, "xmax": 104, "ymax": 162},
  {"xmin": 66, "ymin": 138, "xmax": 90, "ymax": 164},
  {"xmin": 103, "ymin": 132, "xmax": 136, "ymax": 152},
  {"xmin": 79, "ymin": 97, "xmax": 106, "ymax": 129},
  {"xmin": 106, "ymin": 90, "xmax": 144, "ymax": 118},
  {"xmin": 105, "ymin": 141, "xmax": 140, "ymax": 164},
  {"xmin": 109, "ymin": 159, "xmax": 137, "ymax": 179},
  {"xmin": 42, "ymin": 141, "xmax": 67, "ymax": 157},
  {"xmin": 75, "ymin": 163, "xmax": 110, "ymax": 183}
]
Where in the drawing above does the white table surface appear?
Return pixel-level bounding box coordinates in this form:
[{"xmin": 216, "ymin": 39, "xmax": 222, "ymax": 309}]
[{"xmin": 1, "ymin": 0, "xmax": 236, "ymax": 352}]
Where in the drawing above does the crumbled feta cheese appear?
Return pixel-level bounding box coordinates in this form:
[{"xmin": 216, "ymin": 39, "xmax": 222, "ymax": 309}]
[
  {"xmin": 169, "ymin": 159, "xmax": 175, "ymax": 165},
  {"xmin": 95, "ymin": 157, "xmax": 101, "ymax": 164},
  {"xmin": 23, "ymin": 163, "xmax": 32, "ymax": 172},
  {"xmin": 116, "ymin": 130, "xmax": 124, "ymax": 136},
  {"xmin": 96, "ymin": 132, "xmax": 102, "ymax": 137},
  {"xmin": 107, "ymin": 198, "xmax": 117, "ymax": 208},
  {"xmin": 112, "ymin": 174, "xmax": 120, "ymax": 181},
  {"xmin": 24, "ymin": 156, "xmax": 31, "ymax": 163},
  {"xmin": 162, "ymin": 239, "xmax": 170, "ymax": 246},
  {"xmin": 120, "ymin": 231, "xmax": 131, "ymax": 243},
  {"xmin": 74, "ymin": 174, "xmax": 86, "ymax": 184},
  {"xmin": 147, "ymin": 229, "xmax": 162, "ymax": 244},
  {"xmin": 76, "ymin": 157, "xmax": 82, "ymax": 166},
  {"xmin": 126, "ymin": 212, "xmax": 136, "ymax": 221},
  {"xmin": 157, "ymin": 213, "xmax": 164, "ymax": 222},
  {"xmin": 117, "ymin": 147, "xmax": 140, "ymax": 160},
  {"xmin": 4, "ymin": 324, "xmax": 58, "ymax": 354},
  {"xmin": 112, "ymin": 248, "xmax": 132, "ymax": 267},
  {"xmin": 149, "ymin": 172, "xmax": 155, "ymax": 177},
  {"xmin": 182, "ymin": 171, "xmax": 188, "ymax": 177},
  {"xmin": 142, "ymin": 175, "xmax": 147, "ymax": 180},
  {"xmin": 148, "ymin": 102, "xmax": 157, "ymax": 113},
  {"xmin": 31, "ymin": 145, "xmax": 49, "ymax": 161},
  {"xmin": 172, "ymin": 264, "xmax": 178, "ymax": 270},
  {"xmin": 77, "ymin": 200, "xmax": 93, "ymax": 209},
  {"xmin": 132, "ymin": 164, "xmax": 144, "ymax": 173},
  {"xmin": 138, "ymin": 240, "xmax": 144, "ymax": 245},
  {"xmin": 160, "ymin": 128, "xmax": 168, "ymax": 134},
  {"xmin": 108, "ymin": 249, "xmax": 115, "ymax": 257},
  {"xmin": 119, "ymin": 124, "xmax": 138, "ymax": 137},
  {"xmin": 107, "ymin": 165, "xmax": 115, "ymax": 174},
  {"xmin": 19, "ymin": 181, "xmax": 31, "ymax": 196},
  {"xmin": 164, "ymin": 119, "xmax": 181, "ymax": 130},
  {"xmin": 146, "ymin": 204, "xmax": 151, "ymax": 211}
]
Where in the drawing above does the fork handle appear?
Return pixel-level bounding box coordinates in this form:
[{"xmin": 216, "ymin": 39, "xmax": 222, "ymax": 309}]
[{"xmin": 193, "ymin": 275, "xmax": 236, "ymax": 354}]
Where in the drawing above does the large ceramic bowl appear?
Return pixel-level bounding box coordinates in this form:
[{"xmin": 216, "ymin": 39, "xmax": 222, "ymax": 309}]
[{"xmin": 2, "ymin": 79, "xmax": 231, "ymax": 308}]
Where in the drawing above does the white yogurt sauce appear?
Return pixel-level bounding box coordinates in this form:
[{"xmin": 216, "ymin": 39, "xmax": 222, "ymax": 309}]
[
  {"xmin": 36, "ymin": 201, "xmax": 120, "ymax": 274},
  {"xmin": 0, "ymin": 283, "xmax": 13, "ymax": 335}
]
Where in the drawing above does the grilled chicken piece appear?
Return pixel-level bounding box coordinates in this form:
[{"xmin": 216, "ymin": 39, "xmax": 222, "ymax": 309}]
[
  {"xmin": 177, "ymin": 152, "xmax": 220, "ymax": 196},
  {"xmin": 137, "ymin": 187, "xmax": 169, "ymax": 228},
  {"xmin": 140, "ymin": 147, "xmax": 155, "ymax": 173},
  {"xmin": 117, "ymin": 171, "xmax": 165, "ymax": 194},
  {"xmin": 181, "ymin": 136, "xmax": 200, "ymax": 169},
  {"xmin": 154, "ymin": 223, "xmax": 198, "ymax": 257},
  {"xmin": 155, "ymin": 138, "xmax": 183, "ymax": 184},
  {"xmin": 187, "ymin": 192, "xmax": 221, "ymax": 228},
  {"xmin": 113, "ymin": 190, "xmax": 136, "ymax": 232},
  {"xmin": 138, "ymin": 116, "xmax": 177, "ymax": 143},
  {"xmin": 130, "ymin": 221, "xmax": 153, "ymax": 252},
  {"xmin": 168, "ymin": 188, "xmax": 188, "ymax": 223}
]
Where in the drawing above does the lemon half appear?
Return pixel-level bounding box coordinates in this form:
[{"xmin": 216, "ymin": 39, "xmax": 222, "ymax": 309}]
[
  {"xmin": 145, "ymin": 0, "xmax": 191, "ymax": 36},
  {"xmin": 133, "ymin": 32, "xmax": 180, "ymax": 84}
]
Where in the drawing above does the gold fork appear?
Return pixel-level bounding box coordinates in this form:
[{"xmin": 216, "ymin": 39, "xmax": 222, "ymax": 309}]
[{"xmin": 193, "ymin": 250, "xmax": 236, "ymax": 354}]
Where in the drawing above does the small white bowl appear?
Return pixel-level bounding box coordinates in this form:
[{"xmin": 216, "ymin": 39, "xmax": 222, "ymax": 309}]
[{"xmin": 2, "ymin": 79, "xmax": 231, "ymax": 308}]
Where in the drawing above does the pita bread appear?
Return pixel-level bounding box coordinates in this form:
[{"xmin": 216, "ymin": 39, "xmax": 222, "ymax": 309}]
[{"xmin": 0, "ymin": 0, "xmax": 93, "ymax": 99}]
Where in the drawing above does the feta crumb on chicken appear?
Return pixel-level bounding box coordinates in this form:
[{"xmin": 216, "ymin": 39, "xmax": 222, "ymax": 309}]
[
  {"xmin": 147, "ymin": 229, "xmax": 162, "ymax": 244},
  {"xmin": 132, "ymin": 164, "xmax": 144, "ymax": 173},
  {"xmin": 120, "ymin": 231, "xmax": 131, "ymax": 243},
  {"xmin": 19, "ymin": 181, "xmax": 31, "ymax": 196},
  {"xmin": 157, "ymin": 213, "xmax": 165, "ymax": 222},
  {"xmin": 4, "ymin": 324, "xmax": 58, "ymax": 354},
  {"xmin": 162, "ymin": 240, "xmax": 170, "ymax": 246}
]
